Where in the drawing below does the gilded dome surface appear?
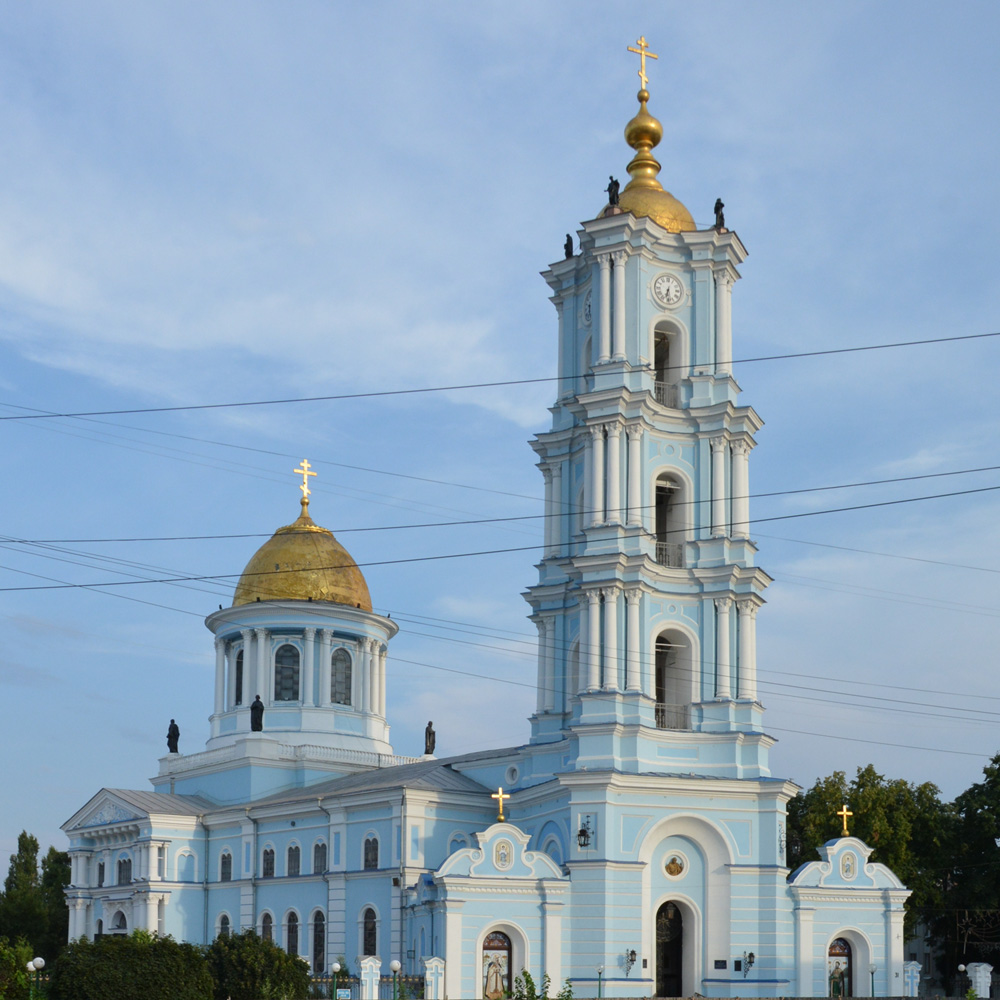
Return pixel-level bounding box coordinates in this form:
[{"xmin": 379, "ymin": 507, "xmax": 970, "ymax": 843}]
[{"xmin": 233, "ymin": 505, "xmax": 372, "ymax": 611}]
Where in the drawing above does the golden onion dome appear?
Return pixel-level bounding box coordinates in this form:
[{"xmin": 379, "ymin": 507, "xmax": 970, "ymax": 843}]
[
  {"xmin": 603, "ymin": 87, "xmax": 696, "ymax": 233},
  {"xmin": 233, "ymin": 500, "xmax": 372, "ymax": 611}
]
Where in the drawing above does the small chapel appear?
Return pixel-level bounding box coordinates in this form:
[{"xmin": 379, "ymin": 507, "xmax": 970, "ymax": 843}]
[{"xmin": 63, "ymin": 40, "xmax": 915, "ymax": 999}]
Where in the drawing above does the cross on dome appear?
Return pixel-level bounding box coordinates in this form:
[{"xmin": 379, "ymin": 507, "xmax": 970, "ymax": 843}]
[
  {"xmin": 626, "ymin": 35, "xmax": 658, "ymax": 91},
  {"xmin": 492, "ymin": 787, "xmax": 510, "ymax": 822},
  {"xmin": 837, "ymin": 803, "xmax": 853, "ymax": 837}
]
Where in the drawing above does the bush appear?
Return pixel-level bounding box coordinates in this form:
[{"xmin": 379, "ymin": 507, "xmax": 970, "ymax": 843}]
[
  {"xmin": 0, "ymin": 937, "xmax": 32, "ymax": 1000},
  {"xmin": 47, "ymin": 930, "xmax": 211, "ymax": 1000},
  {"xmin": 203, "ymin": 929, "xmax": 311, "ymax": 1000}
]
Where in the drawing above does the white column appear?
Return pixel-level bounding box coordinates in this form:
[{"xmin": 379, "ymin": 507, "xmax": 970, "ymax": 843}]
[
  {"xmin": 626, "ymin": 424, "xmax": 642, "ymax": 527},
  {"xmin": 379, "ymin": 645, "xmax": 387, "ymax": 717},
  {"xmin": 319, "ymin": 629, "xmax": 332, "ymax": 705},
  {"xmin": 591, "ymin": 425, "xmax": 605, "ymax": 526},
  {"xmin": 715, "ymin": 270, "xmax": 733, "ymax": 375},
  {"xmin": 535, "ymin": 619, "xmax": 548, "ymax": 714},
  {"xmin": 626, "ymin": 589, "xmax": 642, "ymax": 692},
  {"xmin": 606, "ymin": 422, "xmax": 622, "ymax": 524},
  {"xmin": 359, "ymin": 639, "xmax": 371, "ymax": 712},
  {"xmin": 551, "ymin": 461, "xmax": 563, "ymax": 554},
  {"xmin": 602, "ymin": 587, "xmax": 619, "ymax": 690},
  {"xmin": 542, "ymin": 467, "xmax": 554, "ymax": 556},
  {"xmin": 598, "ymin": 253, "xmax": 612, "ymax": 362},
  {"xmin": 303, "ymin": 628, "xmax": 316, "ymax": 707},
  {"xmin": 369, "ymin": 640, "xmax": 379, "ymax": 716},
  {"xmin": 542, "ymin": 618, "xmax": 555, "ymax": 711},
  {"xmin": 255, "ymin": 628, "xmax": 269, "ymax": 704},
  {"xmin": 711, "ymin": 436, "xmax": 727, "ymax": 537},
  {"xmin": 586, "ymin": 591, "xmax": 601, "ymax": 692},
  {"xmin": 582, "ymin": 429, "xmax": 593, "ymax": 526},
  {"xmin": 737, "ymin": 601, "xmax": 757, "ymax": 699},
  {"xmin": 715, "ymin": 598, "xmax": 732, "ymax": 698},
  {"xmin": 239, "ymin": 630, "xmax": 253, "ymax": 707},
  {"xmin": 612, "ymin": 249, "xmax": 628, "ymax": 360},
  {"xmin": 213, "ymin": 637, "xmax": 226, "ymax": 716},
  {"xmin": 732, "ymin": 439, "xmax": 750, "ymax": 538}
]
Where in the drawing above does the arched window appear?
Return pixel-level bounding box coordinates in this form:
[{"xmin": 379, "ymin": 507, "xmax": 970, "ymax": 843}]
[
  {"xmin": 287, "ymin": 845, "xmax": 300, "ymax": 877},
  {"xmin": 448, "ymin": 834, "xmax": 467, "ymax": 855},
  {"xmin": 220, "ymin": 852, "xmax": 232, "ymax": 882},
  {"xmin": 274, "ymin": 644, "xmax": 300, "ymax": 702},
  {"xmin": 828, "ymin": 937, "xmax": 853, "ymax": 997},
  {"xmin": 656, "ymin": 901, "xmax": 683, "ymax": 998},
  {"xmin": 312, "ymin": 911, "xmax": 326, "ymax": 973},
  {"xmin": 262, "ymin": 848, "xmax": 275, "ymax": 878},
  {"xmin": 96, "ymin": 919, "xmax": 103, "ymax": 937},
  {"xmin": 177, "ymin": 853, "xmax": 195, "ymax": 882},
  {"xmin": 654, "ymin": 473, "xmax": 686, "ymax": 567},
  {"xmin": 363, "ymin": 837, "xmax": 378, "ymax": 870},
  {"xmin": 286, "ymin": 912, "xmax": 299, "ymax": 956},
  {"xmin": 112, "ymin": 911, "xmax": 128, "ymax": 933},
  {"xmin": 313, "ymin": 842, "xmax": 327, "ymax": 874},
  {"xmin": 483, "ymin": 931, "xmax": 512, "ymax": 1000},
  {"xmin": 116, "ymin": 857, "xmax": 132, "ymax": 884},
  {"xmin": 219, "ymin": 914, "xmax": 231, "ymax": 937},
  {"xmin": 261, "ymin": 912, "xmax": 273, "ymax": 941},
  {"xmin": 362, "ymin": 908, "xmax": 376, "ymax": 956},
  {"xmin": 655, "ymin": 630, "xmax": 693, "ymax": 730},
  {"xmin": 97, "ymin": 861, "xmax": 105, "ymax": 887},
  {"xmin": 652, "ymin": 321, "xmax": 684, "ymax": 408},
  {"xmin": 235, "ymin": 649, "xmax": 244, "ymax": 706},
  {"xmin": 331, "ymin": 649, "xmax": 352, "ymax": 705}
]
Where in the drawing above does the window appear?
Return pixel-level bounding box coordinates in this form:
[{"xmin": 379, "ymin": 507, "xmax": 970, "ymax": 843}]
[
  {"xmin": 654, "ymin": 474, "xmax": 685, "ymax": 567},
  {"xmin": 313, "ymin": 911, "xmax": 326, "ymax": 973},
  {"xmin": 286, "ymin": 912, "xmax": 299, "ymax": 956},
  {"xmin": 262, "ymin": 913, "xmax": 273, "ymax": 941},
  {"xmin": 363, "ymin": 837, "xmax": 378, "ymax": 870},
  {"xmin": 313, "ymin": 842, "xmax": 327, "ymax": 874},
  {"xmin": 116, "ymin": 857, "xmax": 132, "ymax": 884},
  {"xmin": 219, "ymin": 914, "xmax": 231, "ymax": 938},
  {"xmin": 262, "ymin": 848, "xmax": 275, "ymax": 878},
  {"xmin": 220, "ymin": 852, "xmax": 233, "ymax": 882},
  {"xmin": 287, "ymin": 845, "xmax": 300, "ymax": 877},
  {"xmin": 363, "ymin": 908, "xmax": 376, "ymax": 956},
  {"xmin": 654, "ymin": 630, "xmax": 694, "ymax": 730},
  {"xmin": 156, "ymin": 846, "xmax": 165, "ymax": 879},
  {"xmin": 97, "ymin": 861, "xmax": 105, "ymax": 887},
  {"xmin": 178, "ymin": 853, "xmax": 195, "ymax": 882},
  {"xmin": 112, "ymin": 911, "xmax": 128, "ymax": 932},
  {"xmin": 331, "ymin": 648, "xmax": 352, "ymax": 705},
  {"xmin": 274, "ymin": 644, "xmax": 300, "ymax": 701},
  {"xmin": 235, "ymin": 650, "xmax": 244, "ymax": 706}
]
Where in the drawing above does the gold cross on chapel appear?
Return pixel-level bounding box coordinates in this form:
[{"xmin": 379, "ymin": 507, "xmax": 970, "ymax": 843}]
[
  {"xmin": 627, "ymin": 36, "xmax": 659, "ymax": 90},
  {"xmin": 492, "ymin": 787, "xmax": 510, "ymax": 822},
  {"xmin": 837, "ymin": 803, "xmax": 853, "ymax": 837},
  {"xmin": 293, "ymin": 459, "xmax": 316, "ymax": 499}
]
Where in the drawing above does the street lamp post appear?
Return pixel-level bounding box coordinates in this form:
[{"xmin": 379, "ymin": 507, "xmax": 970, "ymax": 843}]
[
  {"xmin": 390, "ymin": 959, "xmax": 401, "ymax": 1000},
  {"xmin": 26, "ymin": 957, "xmax": 45, "ymax": 1000},
  {"xmin": 597, "ymin": 965, "xmax": 604, "ymax": 1000},
  {"xmin": 331, "ymin": 960, "xmax": 341, "ymax": 1000},
  {"xmin": 869, "ymin": 963, "xmax": 877, "ymax": 997}
]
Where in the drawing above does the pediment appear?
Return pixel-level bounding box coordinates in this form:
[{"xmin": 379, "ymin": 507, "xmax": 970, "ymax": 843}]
[
  {"xmin": 436, "ymin": 822, "xmax": 565, "ymax": 881},
  {"xmin": 64, "ymin": 791, "xmax": 145, "ymax": 831},
  {"xmin": 789, "ymin": 836, "xmax": 906, "ymax": 891}
]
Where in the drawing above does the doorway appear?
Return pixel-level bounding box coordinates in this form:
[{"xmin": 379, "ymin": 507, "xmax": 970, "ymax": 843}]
[
  {"xmin": 656, "ymin": 901, "xmax": 683, "ymax": 996},
  {"xmin": 828, "ymin": 937, "xmax": 853, "ymax": 997}
]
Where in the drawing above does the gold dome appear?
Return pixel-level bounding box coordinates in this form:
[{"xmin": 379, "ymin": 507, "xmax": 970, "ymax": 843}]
[
  {"xmin": 603, "ymin": 87, "xmax": 696, "ymax": 233},
  {"xmin": 233, "ymin": 501, "xmax": 372, "ymax": 611}
]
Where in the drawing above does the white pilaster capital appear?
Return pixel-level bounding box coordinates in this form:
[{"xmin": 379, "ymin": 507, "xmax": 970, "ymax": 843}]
[
  {"xmin": 240, "ymin": 628, "xmax": 253, "ymax": 641},
  {"xmin": 731, "ymin": 438, "xmax": 751, "ymax": 457},
  {"xmin": 715, "ymin": 269, "xmax": 735, "ymax": 290},
  {"xmin": 710, "ymin": 435, "xmax": 728, "ymax": 453},
  {"xmin": 534, "ymin": 618, "xmax": 549, "ymax": 637},
  {"xmin": 603, "ymin": 584, "xmax": 620, "ymax": 601},
  {"xmin": 303, "ymin": 627, "xmax": 317, "ymax": 640},
  {"xmin": 737, "ymin": 599, "xmax": 758, "ymax": 618},
  {"xmin": 321, "ymin": 628, "xmax": 333, "ymax": 641},
  {"xmin": 586, "ymin": 590, "xmax": 601, "ymax": 607},
  {"xmin": 589, "ymin": 424, "xmax": 603, "ymax": 441},
  {"xmin": 541, "ymin": 466, "xmax": 553, "ymax": 483},
  {"xmin": 626, "ymin": 423, "xmax": 642, "ymax": 441},
  {"xmin": 606, "ymin": 421, "xmax": 621, "ymax": 439},
  {"xmin": 254, "ymin": 627, "xmax": 268, "ymax": 639},
  {"xmin": 625, "ymin": 588, "xmax": 642, "ymax": 606},
  {"xmin": 611, "ymin": 249, "xmax": 629, "ymax": 266},
  {"xmin": 596, "ymin": 252, "xmax": 612, "ymax": 270},
  {"xmin": 215, "ymin": 635, "xmax": 225, "ymax": 650},
  {"xmin": 714, "ymin": 597, "xmax": 733, "ymax": 614}
]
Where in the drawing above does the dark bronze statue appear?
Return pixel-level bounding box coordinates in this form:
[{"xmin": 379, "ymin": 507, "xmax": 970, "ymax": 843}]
[
  {"xmin": 564, "ymin": 234, "xmax": 573, "ymax": 259},
  {"xmin": 250, "ymin": 695, "xmax": 264, "ymax": 732},
  {"xmin": 607, "ymin": 176, "xmax": 620, "ymax": 206},
  {"xmin": 166, "ymin": 719, "xmax": 180, "ymax": 754},
  {"xmin": 425, "ymin": 721, "xmax": 436, "ymax": 755},
  {"xmin": 714, "ymin": 198, "xmax": 725, "ymax": 229}
]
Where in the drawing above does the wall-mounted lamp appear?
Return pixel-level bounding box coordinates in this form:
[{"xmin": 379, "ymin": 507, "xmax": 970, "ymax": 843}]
[
  {"xmin": 624, "ymin": 950, "xmax": 637, "ymax": 977},
  {"xmin": 743, "ymin": 952, "xmax": 755, "ymax": 979},
  {"xmin": 577, "ymin": 817, "xmax": 593, "ymax": 849}
]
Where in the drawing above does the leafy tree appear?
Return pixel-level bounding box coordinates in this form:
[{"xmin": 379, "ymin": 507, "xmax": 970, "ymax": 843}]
[
  {"xmin": 47, "ymin": 930, "xmax": 211, "ymax": 1000},
  {"xmin": 0, "ymin": 937, "xmax": 32, "ymax": 1000},
  {"xmin": 203, "ymin": 929, "xmax": 310, "ymax": 1000},
  {"xmin": 511, "ymin": 970, "xmax": 550, "ymax": 1000}
]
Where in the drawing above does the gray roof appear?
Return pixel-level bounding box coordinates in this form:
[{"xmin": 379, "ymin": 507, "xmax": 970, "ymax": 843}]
[{"xmin": 105, "ymin": 788, "xmax": 215, "ymax": 815}]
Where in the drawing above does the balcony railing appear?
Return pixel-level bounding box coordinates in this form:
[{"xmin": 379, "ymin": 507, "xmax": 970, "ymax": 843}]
[
  {"xmin": 656, "ymin": 541, "xmax": 684, "ymax": 568},
  {"xmin": 654, "ymin": 381, "xmax": 678, "ymax": 407},
  {"xmin": 655, "ymin": 703, "xmax": 691, "ymax": 730}
]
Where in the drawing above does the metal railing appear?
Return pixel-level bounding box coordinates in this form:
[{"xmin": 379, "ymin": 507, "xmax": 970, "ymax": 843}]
[
  {"xmin": 656, "ymin": 542, "xmax": 684, "ymax": 568},
  {"xmin": 654, "ymin": 381, "xmax": 678, "ymax": 407},
  {"xmin": 655, "ymin": 703, "xmax": 691, "ymax": 730}
]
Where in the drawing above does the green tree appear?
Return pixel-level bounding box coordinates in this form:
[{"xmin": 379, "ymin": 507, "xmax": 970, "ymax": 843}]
[
  {"xmin": 38, "ymin": 847, "xmax": 70, "ymax": 960},
  {"xmin": 0, "ymin": 937, "xmax": 32, "ymax": 1000},
  {"xmin": 203, "ymin": 929, "xmax": 310, "ymax": 1000}
]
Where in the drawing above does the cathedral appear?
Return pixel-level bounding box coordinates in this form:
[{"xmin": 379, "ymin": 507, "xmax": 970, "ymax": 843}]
[{"xmin": 63, "ymin": 43, "xmax": 916, "ymax": 999}]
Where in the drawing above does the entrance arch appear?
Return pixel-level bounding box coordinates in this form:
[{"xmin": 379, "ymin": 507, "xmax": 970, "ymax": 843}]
[
  {"xmin": 655, "ymin": 901, "xmax": 683, "ymax": 997},
  {"xmin": 828, "ymin": 937, "xmax": 852, "ymax": 997},
  {"xmin": 482, "ymin": 931, "xmax": 511, "ymax": 1000}
]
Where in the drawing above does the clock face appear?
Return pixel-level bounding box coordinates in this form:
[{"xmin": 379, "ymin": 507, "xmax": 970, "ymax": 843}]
[{"xmin": 653, "ymin": 273, "xmax": 683, "ymax": 307}]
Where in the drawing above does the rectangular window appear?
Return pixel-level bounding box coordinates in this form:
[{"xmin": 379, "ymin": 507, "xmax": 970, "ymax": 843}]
[
  {"xmin": 220, "ymin": 853, "xmax": 232, "ymax": 882},
  {"xmin": 157, "ymin": 846, "xmax": 165, "ymax": 879},
  {"xmin": 97, "ymin": 861, "xmax": 105, "ymax": 887}
]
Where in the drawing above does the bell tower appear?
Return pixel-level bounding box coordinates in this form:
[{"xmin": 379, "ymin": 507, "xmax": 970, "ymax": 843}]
[{"xmin": 525, "ymin": 50, "xmax": 772, "ymax": 778}]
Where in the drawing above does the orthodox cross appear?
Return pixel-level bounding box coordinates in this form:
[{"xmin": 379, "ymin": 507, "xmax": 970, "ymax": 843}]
[
  {"xmin": 492, "ymin": 787, "xmax": 510, "ymax": 822},
  {"xmin": 293, "ymin": 459, "xmax": 316, "ymax": 499},
  {"xmin": 837, "ymin": 803, "xmax": 853, "ymax": 837},
  {"xmin": 627, "ymin": 36, "xmax": 659, "ymax": 90}
]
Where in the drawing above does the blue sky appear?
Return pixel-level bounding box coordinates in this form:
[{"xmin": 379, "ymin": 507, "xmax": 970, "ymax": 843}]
[{"xmin": 2, "ymin": 1, "xmax": 1000, "ymax": 863}]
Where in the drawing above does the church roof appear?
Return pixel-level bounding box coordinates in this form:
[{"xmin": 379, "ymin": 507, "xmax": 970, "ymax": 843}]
[{"xmin": 104, "ymin": 789, "xmax": 216, "ymax": 815}]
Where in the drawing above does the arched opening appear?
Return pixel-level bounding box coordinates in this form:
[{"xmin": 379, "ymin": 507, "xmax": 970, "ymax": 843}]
[
  {"xmin": 261, "ymin": 912, "xmax": 273, "ymax": 941},
  {"xmin": 235, "ymin": 649, "xmax": 244, "ymax": 706},
  {"xmin": 654, "ymin": 473, "xmax": 686, "ymax": 567},
  {"xmin": 654, "ymin": 629, "xmax": 693, "ymax": 729},
  {"xmin": 566, "ymin": 637, "xmax": 580, "ymax": 710},
  {"xmin": 96, "ymin": 918, "xmax": 103, "ymax": 937},
  {"xmin": 482, "ymin": 930, "xmax": 512, "ymax": 1000},
  {"xmin": 116, "ymin": 857, "xmax": 132, "ymax": 884},
  {"xmin": 219, "ymin": 914, "xmax": 231, "ymax": 938},
  {"xmin": 313, "ymin": 842, "xmax": 327, "ymax": 873},
  {"xmin": 286, "ymin": 911, "xmax": 299, "ymax": 956},
  {"xmin": 364, "ymin": 837, "xmax": 378, "ymax": 870},
  {"xmin": 287, "ymin": 845, "xmax": 300, "ymax": 877},
  {"xmin": 262, "ymin": 848, "xmax": 275, "ymax": 878},
  {"xmin": 177, "ymin": 852, "xmax": 195, "ymax": 882},
  {"xmin": 312, "ymin": 911, "xmax": 325, "ymax": 973},
  {"xmin": 274, "ymin": 644, "xmax": 300, "ymax": 701},
  {"xmin": 331, "ymin": 648, "xmax": 352, "ymax": 705},
  {"xmin": 828, "ymin": 937, "xmax": 853, "ymax": 997},
  {"xmin": 362, "ymin": 907, "xmax": 377, "ymax": 956},
  {"xmin": 111, "ymin": 910, "xmax": 127, "ymax": 933},
  {"xmin": 220, "ymin": 852, "xmax": 232, "ymax": 882},
  {"xmin": 653, "ymin": 323, "xmax": 683, "ymax": 407},
  {"xmin": 655, "ymin": 901, "xmax": 683, "ymax": 997},
  {"xmin": 582, "ymin": 335, "xmax": 593, "ymax": 390}
]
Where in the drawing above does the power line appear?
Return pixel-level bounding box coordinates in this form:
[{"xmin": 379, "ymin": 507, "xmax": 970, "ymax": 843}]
[{"xmin": 1, "ymin": 330, "xmax": 997, "ymax": 422}]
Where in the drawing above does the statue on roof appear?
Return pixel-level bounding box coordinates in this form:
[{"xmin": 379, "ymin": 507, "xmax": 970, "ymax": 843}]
[
  {"xmin": 564, "ymin": 234, "xmax": 573, "ymax": 259},
  {"xmin": 166, "ymin": 719, "xmax": 180, "ymax": 754},
  {"xmin": 607, "ymin": 176, "xmax": 620, "ymax": 206},
  {"xmin": 714, "ymin": 198, "xmax": 726, "ymax": 229},
  {"xmin": 425, "ymin": 721, "xmax": 436, "ymax": 755},
  {"xmin": 250, "ymin": 695, "xmax": 264, "ymax": 732}
]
